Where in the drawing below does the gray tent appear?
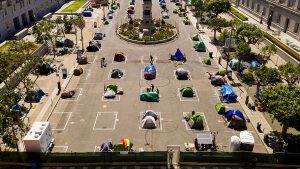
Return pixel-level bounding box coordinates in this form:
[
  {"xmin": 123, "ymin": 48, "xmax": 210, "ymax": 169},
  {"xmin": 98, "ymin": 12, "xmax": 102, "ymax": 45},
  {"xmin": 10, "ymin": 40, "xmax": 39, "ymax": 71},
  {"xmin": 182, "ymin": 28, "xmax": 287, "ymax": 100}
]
[
  {"xmin": 176, "ymin": 68, "xmax": 189, "ymax": 80},
  {"xmin": 144, "ymin": 110, "xmax": 158, "ymax": 120},
  {"xmin": 142, "ymin": 116, "xmax": 157, "ymax": 129}
]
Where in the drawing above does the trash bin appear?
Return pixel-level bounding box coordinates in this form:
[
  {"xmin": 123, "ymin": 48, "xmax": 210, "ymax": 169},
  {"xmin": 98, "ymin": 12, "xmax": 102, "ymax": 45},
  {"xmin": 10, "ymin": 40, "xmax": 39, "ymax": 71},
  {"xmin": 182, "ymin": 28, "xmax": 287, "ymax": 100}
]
[
  {"xmin": 227, "ymin": 70, "xmax": 232, "ymax": 80},
  {"xmin": 62, "ymin": 68, "xmax": 67, "ymax": 79},
  {"xmin": 209, "ymin": 52, "xmax": 213, "ymax": 58}
]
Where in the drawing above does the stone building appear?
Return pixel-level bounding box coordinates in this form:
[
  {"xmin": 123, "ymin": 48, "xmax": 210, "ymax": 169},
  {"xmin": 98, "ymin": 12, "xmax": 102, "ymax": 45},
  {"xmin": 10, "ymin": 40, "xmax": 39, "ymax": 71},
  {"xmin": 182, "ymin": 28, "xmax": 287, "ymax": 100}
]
[
  {"xmin": 233, "ymin": 0, "xmax": 300, "ymax": 40},
  {"xmin": 0, "ymin": 0, "xmax": 66, "ymax": 43}
]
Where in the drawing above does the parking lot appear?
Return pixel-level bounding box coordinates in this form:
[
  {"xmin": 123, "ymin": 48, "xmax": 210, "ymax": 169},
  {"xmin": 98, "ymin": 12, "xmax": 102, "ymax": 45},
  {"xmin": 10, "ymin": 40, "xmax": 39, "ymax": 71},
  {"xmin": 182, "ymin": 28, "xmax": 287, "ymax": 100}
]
[{"xmin": 48, "ymin": 0, "xmax": 267, "ymax": 153}]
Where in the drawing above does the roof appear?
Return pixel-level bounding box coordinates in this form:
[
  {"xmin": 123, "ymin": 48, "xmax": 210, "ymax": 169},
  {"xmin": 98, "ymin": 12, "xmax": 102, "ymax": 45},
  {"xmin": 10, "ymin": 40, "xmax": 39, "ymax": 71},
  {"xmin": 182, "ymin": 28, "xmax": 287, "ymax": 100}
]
[{"xmin": 23, "ymin": 122, "xmax": 50, "ymax": 141}]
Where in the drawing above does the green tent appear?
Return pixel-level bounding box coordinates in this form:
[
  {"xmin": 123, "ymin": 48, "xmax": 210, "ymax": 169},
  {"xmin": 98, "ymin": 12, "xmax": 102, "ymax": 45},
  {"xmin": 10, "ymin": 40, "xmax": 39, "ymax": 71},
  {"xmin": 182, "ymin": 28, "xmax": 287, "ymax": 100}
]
[
  {"xmin": 218, "ymin": 69, "xmax": 226, "ymax": 76},
  {"xmin": 140, "ymin": 92, "xmax": 159, "ymax": 102},
  {"xmin": 215, "ymin": 103, "xmax": 225, "ymax": 114},
  {"xmin": 194, "ymin": 41, "xmax": 206, "ymax": 52},
  {"xmin": 181, "ymin": 87, "xmax": 194, "ymax": 97},
  {"xmin": 192, "ymin": 34, "xmax": 199, "ymax": 41},
  {"xmin": 203, "ymin": 57, "xmax": 211, "ymax": 65},
  {"xmin": 107, "ymin": 84, "xmax": 118, "ymax": 92},
  {"xmin": 189, "ymin": 114, "xmax": 204, "ymax": 129},
  {"xmin": 113, "ymin": 143, "xmax": 125, "ymax": 151}
]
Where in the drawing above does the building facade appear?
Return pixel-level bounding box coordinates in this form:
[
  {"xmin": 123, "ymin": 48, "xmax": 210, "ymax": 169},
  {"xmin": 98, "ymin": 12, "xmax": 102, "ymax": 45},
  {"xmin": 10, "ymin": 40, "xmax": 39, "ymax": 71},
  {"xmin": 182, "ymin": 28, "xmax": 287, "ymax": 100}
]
[
  {"xmin": 0, "ymin": 0, "xmax": 66, "ymax": 43},
  {"xmin": 233, "ymin": 0, "xmax": 300, "ymax": 40}
]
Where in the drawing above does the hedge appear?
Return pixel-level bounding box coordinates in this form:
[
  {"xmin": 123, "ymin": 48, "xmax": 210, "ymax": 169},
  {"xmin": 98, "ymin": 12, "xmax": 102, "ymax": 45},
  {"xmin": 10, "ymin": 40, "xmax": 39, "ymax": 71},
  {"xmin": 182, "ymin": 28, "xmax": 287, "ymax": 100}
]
[
  {"xmin": 264, "ymin": 32, "xmax": 300, "ymax": 62},
  {"xmin": 230, "ymin": 7, "xmax": 248, "ymax": 21}
]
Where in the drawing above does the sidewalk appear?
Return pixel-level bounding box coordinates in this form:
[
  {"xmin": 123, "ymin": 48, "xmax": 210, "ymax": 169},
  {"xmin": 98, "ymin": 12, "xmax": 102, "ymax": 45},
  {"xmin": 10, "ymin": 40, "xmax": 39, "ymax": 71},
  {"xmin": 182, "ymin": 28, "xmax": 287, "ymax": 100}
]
[
  {"xmin": 185, "ymin": 8, "xmax": 273, "ymax": 153},
  {"xmin": 233, "ymin": 5, "xmax": 300, "ymax": 55}
]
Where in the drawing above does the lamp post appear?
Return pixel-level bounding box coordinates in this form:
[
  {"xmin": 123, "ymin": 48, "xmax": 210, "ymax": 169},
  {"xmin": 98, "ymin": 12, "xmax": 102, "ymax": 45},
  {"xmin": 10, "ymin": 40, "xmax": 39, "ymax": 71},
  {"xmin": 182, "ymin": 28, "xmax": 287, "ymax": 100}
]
[{"xmin": 225, "ymin": 27, "xmax": 234, "ymax": 73}]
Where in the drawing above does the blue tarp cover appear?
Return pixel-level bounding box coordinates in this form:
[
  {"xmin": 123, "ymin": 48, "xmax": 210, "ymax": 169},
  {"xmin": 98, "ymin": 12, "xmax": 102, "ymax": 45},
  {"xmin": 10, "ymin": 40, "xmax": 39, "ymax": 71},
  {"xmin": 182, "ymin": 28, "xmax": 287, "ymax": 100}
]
[
  {"xmin": 221, "ymin": 85, "xmax": 237, "ymax": 103},
  {"xmin": 82, "ymin": 11, "xmax": 92, "ymax": 17},
  {"xmin": 229, "ymin": 59, "xmax": 239, "ymax": 70},
  {"xmin": 12, "ymin": 104, "xmax": 21, "ymax": 110},
  {"xmin": 144, "ymin": 65, "xmax": 156, "ymax": 73},
  {"xmin": 171, "ymin": 49, "xmax": 184, "ymax": 61},
  {"xmin": 251, "ymin": 61, "xmax": 260, "ymax": 69},
  {"xmin": 224, "ymin": 109, "xmax": 245, "ymax": 121}
]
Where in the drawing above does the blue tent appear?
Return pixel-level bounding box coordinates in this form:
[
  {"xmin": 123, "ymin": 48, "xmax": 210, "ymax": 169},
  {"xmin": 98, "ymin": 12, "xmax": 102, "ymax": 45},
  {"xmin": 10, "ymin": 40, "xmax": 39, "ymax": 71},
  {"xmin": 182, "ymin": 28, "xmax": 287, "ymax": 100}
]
[
  {"xmin": 82, "ymin": 11, "xmax": 92, "ymax": 17},
  {"xmin": 224, "ymin": 109, "xmax": 245, "ymax": 122},
  {"xmin": 171, "ymin": 49, "xmax": 185, "ymax": 61},
  {"xmin": 229, "ymin": 59, "xmax": 239, "ymax": 70},
  {"xmin": 12, "ymin": 104, "xmax": 22, "ymax": 111},
  {"xmin": 251, "ymin": 61, "xmax": 260, "ymax": 69},
  {"xmin": 221, "ymin": 85, "xmax": 237, "ymax": 103},
  {"xmin": 144, "ymin": 65, "xmax": 156, "ymax": 80}
]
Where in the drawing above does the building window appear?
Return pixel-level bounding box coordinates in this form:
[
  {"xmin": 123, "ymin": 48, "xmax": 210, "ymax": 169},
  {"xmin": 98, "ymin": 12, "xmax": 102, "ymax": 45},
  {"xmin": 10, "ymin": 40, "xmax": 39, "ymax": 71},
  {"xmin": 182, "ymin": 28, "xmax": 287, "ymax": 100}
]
[
  {"xmin": 287, "ymin": 0, "xmax": 295, "ymax": 6},
  {"xmin": 294, "ymin": 22, "xmax": 299, "ymax": 33},
  {"xmin": 7, "ymin": 0, "xmax": 12, "ymax": 6},
  {"xmin": 277, "ymin": 14, "xmax": 281, "ymax": 23},
  {"xmin": 251, "ymin": 2, "xmax": 255, "ymax": 9},
  {"xmin": 256, "ymin": 4, "xmax": 260, "ymax": 12},
  {"xmin": 246, "ymin": 0, "xmax": 250, "ymax": 7},
  {"xmin": 262, "ymin": 7, "xmax": 266, "ymax": 16}
]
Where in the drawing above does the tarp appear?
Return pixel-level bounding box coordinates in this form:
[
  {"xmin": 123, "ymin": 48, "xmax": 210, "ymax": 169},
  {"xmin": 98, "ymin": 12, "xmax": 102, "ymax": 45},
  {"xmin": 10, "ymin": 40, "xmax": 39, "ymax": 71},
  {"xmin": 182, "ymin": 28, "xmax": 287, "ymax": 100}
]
[
  {"xmin": 12, "ymin": 104, "xmax": 22, "ymax": 111},
  {"xmin": 221, "ymin": 85, "xmax": 237, "ymax": 103},
  {"xmin": 176, "ymin": 68, "xmax": 189, "ymax": 80},
  {"xmin": 192, "ymin": 34, "xmax": 199, "ymax": 41},
  {"xmin": 82, "ymin": 11, "xmax": 92, "ymax": 17},
  {"xmin": 181, "ymin": 86, "xmax": 194, "ymax": 97},
  {"xmin": 188, "ymin": 114, "xmax": 204, "ymax": 129},
  {"xmin": 140, "ymin": 92, "xmax": 159, "ymax": 102},
  {"xmin": 114, "ymin": 52, "xmax": 125, "ymax": 62},
  {"xmin": 194, "ymin": 41, "xmax": 206, "ymax": 52},
  {"xmin": 224, "ymin": 110, "xmax": 245, "ymax": 122},
  {"xmin": 171, "ymin": 49, "xmax": 185, "ymax": 61},
  {"xmin": 111, "ymin": 69, "xmax": 123, "ymax": 78},
  {"xmin": 218, "ymin": 69, "xmax": 226, "ymax": 76},
  {"xmin": 203, "ymin": 57, "xmax": 211, "ymax": 65},
  {"xmin": 38, "ymin": 63, "xmax": 51, "ymax": 75},
  {"xmin": 229, "ymin": 59, "xmax": 239, "ymax": 70},
  {"xmin": 144, "ymin": 65, "xmax": 156, "ymax": 80},
  {"xmin": 215, "ymin": 103, "xmax": 225, "ymax": 114},
  {"xmin": 142, "ymin": 116, "xmax": 156, "ymax": 129}
]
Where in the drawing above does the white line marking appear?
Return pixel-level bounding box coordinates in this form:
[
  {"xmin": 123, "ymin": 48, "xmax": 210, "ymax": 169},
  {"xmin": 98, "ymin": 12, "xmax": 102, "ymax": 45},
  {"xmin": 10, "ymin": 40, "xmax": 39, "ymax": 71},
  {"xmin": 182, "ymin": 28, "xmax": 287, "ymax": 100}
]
[{"xmin": 93, "ymin": 112, "xmax": 118, "ymax": 130}]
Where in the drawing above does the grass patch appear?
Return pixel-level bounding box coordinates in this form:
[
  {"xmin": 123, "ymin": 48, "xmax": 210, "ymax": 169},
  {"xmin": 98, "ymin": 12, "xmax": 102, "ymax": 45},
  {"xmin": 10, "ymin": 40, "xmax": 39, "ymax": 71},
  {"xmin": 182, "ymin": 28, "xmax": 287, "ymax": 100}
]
[
  {"xmin": 230, "ymin": 7, "xmax": 248, "ymax": 21},
  {"xmin": 264, "ymin": 32, "xmax": 300, "ymax": 62},
  {"xmin": 0, "ymin": 41, "xmax": 40, "ymax": 54},
  {"xmin": 62, "ymin": 0, "xmax": 88, "ymax": 12}
]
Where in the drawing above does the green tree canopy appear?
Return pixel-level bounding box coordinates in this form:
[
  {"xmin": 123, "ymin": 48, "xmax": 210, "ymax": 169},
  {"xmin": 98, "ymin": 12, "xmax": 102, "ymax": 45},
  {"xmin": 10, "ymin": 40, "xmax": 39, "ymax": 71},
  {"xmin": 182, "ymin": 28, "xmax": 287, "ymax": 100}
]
[
  {"xmin": 254, "ymin": 65, "xmax": 281, "ymax": 86},
  {"xmin": 260, "ymin": 44, "xmax": 277, "ymax": 60},
  {"xmin": 261, "ymin": 85, "xmax": 300, "ymax": 134},
  {"xmin": 191, "ymin": 0, "xmax": 204, "ymax": 19},
  {"xmin": 74, "ymin": 15, "xmax": 85, "ymax": 51},
  {"xmin": 32, "ymin": 20, "xmax": 55, "ymax": 44},
  {"xmin": 278, "ymin": 62, "xmax": 300, "ymax": 86},
  {"xmin": 235, "ymin": 41, "xmax": 251, "ymax": 71},
  {"xmin": 208, "ymin": 17, "xmax": 228, "ymax": 40},
  {"xmin": 236, "ymin": 23, "xmax": 263, "ymax": 45},
  {"xmin": 205, "ymin": 0, "xmax": 231, "ymax": 17}
]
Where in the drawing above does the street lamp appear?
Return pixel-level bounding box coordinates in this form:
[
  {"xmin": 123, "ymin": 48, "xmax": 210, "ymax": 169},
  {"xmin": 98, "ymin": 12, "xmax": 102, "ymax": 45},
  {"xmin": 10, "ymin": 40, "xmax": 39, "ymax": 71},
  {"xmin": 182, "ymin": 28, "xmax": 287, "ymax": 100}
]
[{"xmin": 225, "ymin": 27, "xmax": 235, "ymax": 73}]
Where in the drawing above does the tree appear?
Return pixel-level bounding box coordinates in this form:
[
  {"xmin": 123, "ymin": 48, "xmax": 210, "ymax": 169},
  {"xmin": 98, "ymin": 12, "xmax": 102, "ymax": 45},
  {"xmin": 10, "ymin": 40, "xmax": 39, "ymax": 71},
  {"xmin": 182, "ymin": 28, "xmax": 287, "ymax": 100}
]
[
  {"xmin": 208, "ymin": 17, "xmax": 228, "ymax": 40},
  {"xmin": 54, "ymin": 16, "xmax": 65, "ymax": 37},
  {"xmin": 261, "ymin": 85, "xmax": 300, "ymax": 135},
  {"xmin": 254, "ymin": 65, "xmax": 280, "ymax": 98},
  {"xmin": 63, "ymin": 15, "xmax": 73, "ymax": 34},
  {"xmin": 278, "ymin": 62, "xmax": 300, "ymax": 86},
  {"xmin": 191, "ymin": 0, "xmax": 204, "ymax": 25},
  {"xmin": 236, "ymin": 23, "xmax": 263, "ymax": 45},
  {"xmin": 205, "ymin": 0, "xmax": 231, "ymax": 17},
  {"xmin": 74, "ymin": 15, "xmax": 85, "ymax": 51},
  {"xmin": 260, "ymin": 44, "xmax": 277, "ymax": 60},
  {"xmin": 235, "ymin": 41, "xmax": 251, "ymax": 72}
]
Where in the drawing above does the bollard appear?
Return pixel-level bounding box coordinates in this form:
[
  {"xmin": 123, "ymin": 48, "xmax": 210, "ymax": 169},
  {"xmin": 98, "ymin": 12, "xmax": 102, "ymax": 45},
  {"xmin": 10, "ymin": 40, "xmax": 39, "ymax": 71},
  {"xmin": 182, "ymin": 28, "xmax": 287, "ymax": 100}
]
[{"xmin": 209, "ymin": 52, "xmax": 213, "ymax": 58}]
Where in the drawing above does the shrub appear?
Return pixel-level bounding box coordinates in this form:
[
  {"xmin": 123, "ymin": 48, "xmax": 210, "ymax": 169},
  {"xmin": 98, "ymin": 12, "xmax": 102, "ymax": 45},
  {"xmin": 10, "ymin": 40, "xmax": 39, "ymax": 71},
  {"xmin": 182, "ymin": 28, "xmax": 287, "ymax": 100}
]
[
  {"xmin": 263, "ymin": 32, "xmax": 300, "ymax": 62},
  {"xmin": 230, "ymin": 7, "xmax": 248, "ymax": 21},
  {"xmin": 173, "ymin": 9, "xmax": 178, "ymax": 14},
  {"xmin": 133, "ymin": 19, "xmax": 141, "ymax": 27},
  {"xmin": 243, "ymin": 69, "xmax": 254, "ymax": 82}
]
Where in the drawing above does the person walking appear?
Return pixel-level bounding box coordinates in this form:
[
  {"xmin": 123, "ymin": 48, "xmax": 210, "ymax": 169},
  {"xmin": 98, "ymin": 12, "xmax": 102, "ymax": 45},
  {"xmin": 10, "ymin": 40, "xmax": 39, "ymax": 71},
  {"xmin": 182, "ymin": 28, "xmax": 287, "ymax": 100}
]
[
  {"xmin": 150, "ymin": 84, "xmax": 154, "ymax": 92},
  {"xmin": 168, "ymin": 150, "xmax": 174, "ymax": 164},
  {"xmin": 117, "ymin": 2, "xmax": 120, "ymax": 9},
  {"xmin": 57, "ymin": 81, "xmax": 61, "ymax": 95},
  {"xmin": 150, "ymin": 54, "xmax": 153, "ymax": 65}
]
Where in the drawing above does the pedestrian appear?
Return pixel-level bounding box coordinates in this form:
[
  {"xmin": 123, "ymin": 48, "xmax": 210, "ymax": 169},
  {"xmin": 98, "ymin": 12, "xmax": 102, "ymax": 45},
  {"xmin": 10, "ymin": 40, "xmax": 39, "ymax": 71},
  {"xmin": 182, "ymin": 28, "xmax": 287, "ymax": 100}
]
[
  {"xmin": 168, "ymin": 150, "xmax": 174, "ymax": 164},
  {"xmin": 194, "ymin": 138, "xmax": 199, "ymax": 151},
  {"xmin": 57, "ymin": 81, "xmax": 61, "ymax": 95},
  {"xmin": 103, "ymin": 57, "xmax": 106, "ymax": 67},
  {"xmin": 146, "ymin": 87, "xmax": 150, "ymax": 92},
  {"xmin": 192, "ymin": 110, "xmax": 195, "ymax": 116},
  {"xmin": 150, "ymin": 84, "xmax": 154, "ymax": 92},
  {"xmin": 117, "ymin": 2, "xmax": 120, "ymax": 9},
  {"xmin": 156, "ymin": 87, "xmax": 159, "ymax": 95},
  {"xmin": 257, "ymin": 122, "xmax": 262, "ymax": 132},
  {"xmin": 150, "ymin": 55, "xmax": 153, "ymax": 65},
  {"xmin": 100, "ymin": 58, "xmax": 103, "ymax": 67}
]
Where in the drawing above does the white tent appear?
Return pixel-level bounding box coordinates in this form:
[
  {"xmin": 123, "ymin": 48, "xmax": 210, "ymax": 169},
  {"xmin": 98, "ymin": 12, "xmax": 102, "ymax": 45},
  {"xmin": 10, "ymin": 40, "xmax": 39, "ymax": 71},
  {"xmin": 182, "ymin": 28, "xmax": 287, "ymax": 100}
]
[
  {"xmin": 104, "ymin": 89, "xmax": 116, "ymax": 98},
  {"xmin": 142, "ymin": 116, "xmax": 156, "ymax": 129},
  {"xmin": 240, "ymin": 131, "xmax": 254, "ymax": 151},
  {"xmin": 230, "ymin": 136, "xmax": 241, "ymax": 151}
]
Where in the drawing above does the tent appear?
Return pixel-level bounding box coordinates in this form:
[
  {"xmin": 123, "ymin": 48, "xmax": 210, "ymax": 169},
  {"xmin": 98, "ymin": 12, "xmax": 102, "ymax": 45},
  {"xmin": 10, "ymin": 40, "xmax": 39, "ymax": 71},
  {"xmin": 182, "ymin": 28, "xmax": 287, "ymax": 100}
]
[
  {"xmin": 245, "ymin": 61, "xmax": 260, "ymax": 69},
  {"xmin": 121, "ymin": 138, "xmax": 133, "ymax": 150},
  {"xmin": 99, "ymin": 143, "xmax": 113, "ymax": 152},
  {"xmin": 140, "ymin": 92, "xmax": 159, "ymax": 102},
  {"xmin": 142, "ymin": 116, "xmax": 157, "ymax": 129},
  {"xmin": 221, "ymin": 85, "xmax": 237, "ymax": 103},
  {"xmin": 144, "ymin": 110, "xmax": 158, "ymax": 120},
  {"xmin": 12, "ymin": 104, "xmax": 22, "ymax": 111},
  {"xmin": 215, "ymin": 103, "xmax": 225, "ymax": 114},
  {"xmin": 194, "ymin": 41, "xmax": 206, "ymax": 52},
  {"xmin": 170, "ymin": 49, "xmax": 186, "ymax": 62},
  {"xmin": 104, "ymin": 89, "xmax": 116, "ymax": 98},
  {"xmin": 181, "ymin": 86, "xmax": 194, "ymax": 97},
  {"xmin": 192, "ymin": 34, "xmax": 199, "ymax": 41},
  {"xmin": 82, "ymin": 11, "xmax": 92, "ymax": 17},
  {"xmin": 229, "ymin": 59, "xmax": 239, "ymax": 70},
  {"xmin": 107, "ymin": 84, "xmax": 118, "ymax": 92},
  {"xmin": 144, "ymin": 65, "xmax": 156, "ymax": 80},
  {"xmin": 188, "ymin": 114, "xmax": 204, "ymax": 129},
  {"xmin": 113, "ymin": 143, "xmax": 125, "ymax": 151},
  {"xmin": 210, "ymin": 75, "xmax": 226, "ymax": 86},
  {"xmin": 111, "ymin": 69, "xmax": 123, "ymax": 78},
  {"xmin": 38, "ymin": 63, "xmax": 52, "ymax": 75},
  {"xmin": 114, "ymin": 52, "xmax": 126, "ymax": 62},
  {"xmin": 203, "ymin": 57, "xmax": 211, "ymax": 65},
  {"xmin": 24, "ymin": 89, "xmax": 45, "ymax": 102},
  {"xmin": 175, "ymin": 68, "xmax": 189, "ymax": 80},
  {"xmin": 240, "ymin": 131, "xmax": 254, "ymax": 151},
  {"xmin": 224, "ymin": 110, "xmax": 246, "ymax": 129},
  {"xmin": 217, "ymin": 69, "xmax": 226, "ymax": 76}
]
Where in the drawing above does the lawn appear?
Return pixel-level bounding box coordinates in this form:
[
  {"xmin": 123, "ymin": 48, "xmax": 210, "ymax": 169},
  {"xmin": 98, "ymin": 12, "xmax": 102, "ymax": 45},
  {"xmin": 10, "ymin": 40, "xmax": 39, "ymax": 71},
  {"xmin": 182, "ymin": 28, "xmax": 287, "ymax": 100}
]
[
  {"xmin": 62, "ymin": 0, "xmax": 88, "ymax": 12},
  {"xmin": 0, "ymin": 41, "xmax": 40, "ymax": 54}
]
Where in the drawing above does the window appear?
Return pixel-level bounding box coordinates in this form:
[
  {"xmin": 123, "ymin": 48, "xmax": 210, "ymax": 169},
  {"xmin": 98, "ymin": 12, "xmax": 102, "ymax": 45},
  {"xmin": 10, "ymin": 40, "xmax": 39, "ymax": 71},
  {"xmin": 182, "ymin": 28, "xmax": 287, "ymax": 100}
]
[
  {"xmin": 262, "ymin": 7, "xmax": 266, "ymax": 16},
  {"xmin": 287, "ymin": 0, "xmax": 295, "ymax": 6},
  {"xmin": 246, "ymin": 0, "xmax": 250, "ymax": 7},
  {"xmin": 276, "ymin": 14, "xmax": 281, "ymax": 23},
  {"xmin": 294, "ymin": 22, "xmax": 299, "ymax": 33},
  {"xmin": 257, "ymin": 4, "xmax": 260, "ymax": 12},
  {"xmin": 144, "ymin": 10, "xmax": 150, "ymax": 15},
  {"xmin": 251, "ymin": 2, "xmax": 255, "ymax": 9}
]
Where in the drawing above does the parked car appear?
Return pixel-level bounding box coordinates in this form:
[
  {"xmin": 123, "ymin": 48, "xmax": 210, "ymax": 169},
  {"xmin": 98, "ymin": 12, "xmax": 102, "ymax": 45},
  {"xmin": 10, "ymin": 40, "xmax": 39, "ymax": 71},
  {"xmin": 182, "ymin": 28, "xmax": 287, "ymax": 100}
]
[{"xmin": 93, "ymin": 31, "xmax": 105, "ymax": 40}]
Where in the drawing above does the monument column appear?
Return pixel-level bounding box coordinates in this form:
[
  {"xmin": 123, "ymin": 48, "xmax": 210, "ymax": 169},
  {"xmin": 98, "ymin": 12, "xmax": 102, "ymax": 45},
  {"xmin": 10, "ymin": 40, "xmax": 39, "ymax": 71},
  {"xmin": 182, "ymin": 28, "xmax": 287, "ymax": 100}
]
[{"xmin": 139, "ymin": 0, "xmax": 155, "ymax": 34}]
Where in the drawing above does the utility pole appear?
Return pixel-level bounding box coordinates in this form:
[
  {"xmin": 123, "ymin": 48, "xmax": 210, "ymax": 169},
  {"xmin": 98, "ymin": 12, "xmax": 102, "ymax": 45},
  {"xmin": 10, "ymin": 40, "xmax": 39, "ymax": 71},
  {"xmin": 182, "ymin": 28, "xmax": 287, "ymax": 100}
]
[{"xmin": 225, "ymin": 27, "xmax": 234, "ymax": 73}]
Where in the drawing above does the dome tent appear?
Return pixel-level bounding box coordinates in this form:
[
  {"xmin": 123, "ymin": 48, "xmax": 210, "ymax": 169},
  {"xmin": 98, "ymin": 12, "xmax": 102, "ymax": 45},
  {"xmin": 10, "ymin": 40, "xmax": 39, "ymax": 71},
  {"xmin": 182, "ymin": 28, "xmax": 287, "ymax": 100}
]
[
  {"xmin": 181, "ymin": 86, "xmax": 194, "ymax": 97},
  {"xmin": 194, "ymin": 41, "xmax": 206, "ymax": 52},
  {"xmin": 221, "ymin": 85, "xmax": 237, "ymax": 103},
  {"xmin": 170, "ymin": 49, "xmax": 186, "ymax": 62},
  {"xmin": 140, "ymin": 92, "xmax": 159, "ymax": 102},
  {"xmin": 142, "ymin": 116, "xmax": 157, "ymax": 129},
  {"xmin": 229, "ymin": 59, "xmax": 239, "ymax": 70},
  {"xmin": 114, "ymin": 52, "xmax": 126, "ymax": 62},
  {"xmin": 175, "ymin": 68, "xmax": 189, "ymax": 80},
  {"xmin": 144, "ymin": 110, "xmax": 158, "ymax": 120},
  {"xmin": 188, "ymin": 114, "xmax": 204, "ymax": 129},
  {"xmin": 144, "ymin": 65, "xmax": 156, "ymax": 80},
  {"xmin": 224, "ymin": 109, "xmax": 246, "ymax": 129},
  {"xmin": 111, "ymin": 69, "xmax": 123, "ymax": 78},
  {"xmin": 203, "ymin": 57, "xmax": 211, "ymax": 65},
  {"xmin": 192, "ymin": 34, "xmax": 199, "ymax": 41},
  {"xmin": 106, "ymin": 84, "xmax": 118, "ymax": 92},
  {"xmin": 215, "ymin": 103, "xmax": 225, "ymax": 114}
]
